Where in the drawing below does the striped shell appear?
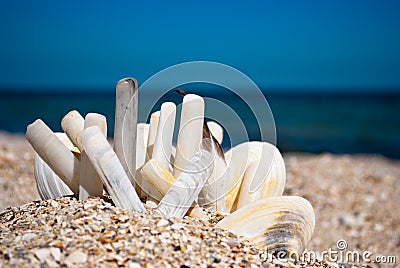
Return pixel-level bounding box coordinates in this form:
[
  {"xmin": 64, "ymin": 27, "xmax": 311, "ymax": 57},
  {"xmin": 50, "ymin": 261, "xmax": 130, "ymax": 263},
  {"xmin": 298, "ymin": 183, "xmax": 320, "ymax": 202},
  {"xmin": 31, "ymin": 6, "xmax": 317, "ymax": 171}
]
[{"xmin": 217, "ymin": 196, "xmax": 315, "ymax": 255}]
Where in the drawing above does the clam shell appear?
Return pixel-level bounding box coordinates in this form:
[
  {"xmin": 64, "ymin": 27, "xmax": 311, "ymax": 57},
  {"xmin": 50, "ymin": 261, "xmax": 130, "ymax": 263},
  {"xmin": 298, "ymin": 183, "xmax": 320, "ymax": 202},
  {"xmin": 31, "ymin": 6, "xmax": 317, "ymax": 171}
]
[
  {"xmin": 235, "ymin": 143, "xmax": 286, "ymax": 210},
  {"xmin": 224, "ymin": 141, "xmax": 286, "ymax": 212},
  {"xmin": 34, "ymin": 133, "xmax": 74, "ymax": 200},
  {"xmin": 217, "ymin": 196, "xmax": 315, "ymax": 255},
  {"xmin": 27, "ymin": 120, "xmax": 80, "ymax": 195}
]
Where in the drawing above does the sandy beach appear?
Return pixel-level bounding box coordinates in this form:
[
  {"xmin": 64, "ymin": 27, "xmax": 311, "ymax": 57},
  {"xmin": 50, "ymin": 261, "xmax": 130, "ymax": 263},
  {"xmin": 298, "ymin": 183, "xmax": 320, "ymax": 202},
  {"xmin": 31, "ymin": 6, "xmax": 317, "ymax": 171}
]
[{"xmin": 0, "ymin": 131, "xmax": 399, "ymax": 267}]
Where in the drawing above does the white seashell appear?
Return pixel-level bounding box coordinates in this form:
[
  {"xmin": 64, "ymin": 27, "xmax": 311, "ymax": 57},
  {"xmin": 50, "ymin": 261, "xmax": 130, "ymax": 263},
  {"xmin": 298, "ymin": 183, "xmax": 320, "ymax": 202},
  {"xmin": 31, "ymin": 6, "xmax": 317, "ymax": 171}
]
[
  {"xmin": 173, "ymin": 94, "xmax": 204, "ymax": 178},
  {"xmin": 79, "ymin": 113, "xmax": 107, "ymax": 200},
  {"xmin": 217, "ymin": 196, "xmax": 315, "ymax": 255},
  {"xmin": 136, "ymin": 123, "xmax": 150, "ymax": 170},
  {"xmin": 141, "ymin": 111, "xmax": 160, "ymax": 200},
  {"xmin": 152, "ymin": 102, "xmax": 176, "ymax": 170},
  {"xmin": 26, "ymin": 119, "xmax": 80, "ymax": 194},
  {"xmin": 135, "ymin": 123, "xmax": 150, "ymax": 197},
  {"xmin": 140, "ymin": 158, "xmax": 207, "ymax": 219},
  {"xmin": 206, "ymin": 121, "xmax": 223, "ymax": 144},
  {"xmin": 82, "ymin": 126, "xmax": 144, "ymax": 212},
  {"xmin": 33, "ymin": 133, "xmax": 74, "ymax": 199},
  {"xmin": 224, "ymin": 141, "xmax": 285, "ymax": 212},
  {"xmin": 154, "ymin": 149, "xmax": 213, "ymax": 219},
  {"xmin": 197, "ymin": 138, "xmax": 228, "ymax": 212},
  {"xmin": 235, "ymin": 142, "xmax": 286, "ymax": 210},
  {"xmin": 145, "ymin": 111, "xmax": 160, "ymax": 161},
  {"xmin": 61, "ymin": 110, "xmax": 85, "ymax": 150},
  {"xmin": 113, "ymin": 78, "xmax": 138, "ymax": 187}
]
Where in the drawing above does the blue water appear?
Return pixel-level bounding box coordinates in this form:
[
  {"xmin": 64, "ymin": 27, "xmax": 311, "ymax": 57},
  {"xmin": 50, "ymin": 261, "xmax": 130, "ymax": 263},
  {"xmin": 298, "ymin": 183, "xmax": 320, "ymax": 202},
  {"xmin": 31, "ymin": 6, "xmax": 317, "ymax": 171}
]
[{"xmin": 0, "ymin": 89, "xmax": 399, "ymax": 159}]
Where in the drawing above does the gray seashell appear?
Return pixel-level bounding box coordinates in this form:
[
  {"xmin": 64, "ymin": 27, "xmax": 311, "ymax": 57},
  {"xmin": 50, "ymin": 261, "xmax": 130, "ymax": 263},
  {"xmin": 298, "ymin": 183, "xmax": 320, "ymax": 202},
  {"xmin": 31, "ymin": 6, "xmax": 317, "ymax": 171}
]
[{"xmin": 217, "ymin": 196, "xmax": 315, "ymax": 256}]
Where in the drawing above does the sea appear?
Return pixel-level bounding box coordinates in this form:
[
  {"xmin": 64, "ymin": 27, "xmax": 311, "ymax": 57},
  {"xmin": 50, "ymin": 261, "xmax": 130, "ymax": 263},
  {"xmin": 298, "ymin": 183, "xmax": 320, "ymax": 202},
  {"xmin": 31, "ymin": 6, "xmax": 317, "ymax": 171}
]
[{"xmin": 1, "ymin": 87, "xmax": 399, "ymax": 159}]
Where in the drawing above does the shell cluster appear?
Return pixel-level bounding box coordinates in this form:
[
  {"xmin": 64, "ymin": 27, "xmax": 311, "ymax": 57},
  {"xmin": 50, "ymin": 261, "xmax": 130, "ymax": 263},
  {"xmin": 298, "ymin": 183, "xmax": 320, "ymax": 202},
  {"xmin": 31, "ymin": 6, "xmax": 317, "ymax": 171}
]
[{"xmin": 26, "ymin": 78, "xmax": 315, "ymax": 257}]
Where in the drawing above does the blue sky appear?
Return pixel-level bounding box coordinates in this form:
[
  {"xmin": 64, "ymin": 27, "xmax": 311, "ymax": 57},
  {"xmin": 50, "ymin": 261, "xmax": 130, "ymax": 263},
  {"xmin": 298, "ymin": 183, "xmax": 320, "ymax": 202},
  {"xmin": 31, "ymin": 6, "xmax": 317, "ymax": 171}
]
[{"xmin": 0, "ymin": 0, "xmax": 399, "ymax": 91}]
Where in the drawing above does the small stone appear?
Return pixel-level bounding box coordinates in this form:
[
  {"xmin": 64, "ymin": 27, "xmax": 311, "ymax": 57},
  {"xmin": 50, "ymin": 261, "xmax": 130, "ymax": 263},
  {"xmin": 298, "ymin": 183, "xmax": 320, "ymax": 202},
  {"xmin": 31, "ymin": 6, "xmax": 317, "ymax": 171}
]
[
  {"xmin": 171, "ymin": 223, "xmax": 185, "ymax": 230},
  {"xmin": 227, "ymin": 238, "xmax": 239, "ymax": 247},
  {"xmin": 34, "ymin": 248, "xmax": 51, "ymax": 262},
  {"xmin": 50, "ymin": 200, "xmax": 59, "ymax": 207},
  {"xmin": 128, "ymin": 262, "xmax": 141, "ymax": 268},
  {"xmin": 22, "ymin": 232, "xmax": 37, "ymax": 241},
  {"xmin": 50, "ymin": 247, "xmax": 61, "ymax": 262},
  {"xmin": 65, "ymin": 250, "xmax": 87, "ymax": 264},
  {"xmin": 157, "ymin": 219, "xmax": 170, "ymax": 227},
  {"xmin": 146, "ymin": 200, "xmax": 157, "ymax": 209}
]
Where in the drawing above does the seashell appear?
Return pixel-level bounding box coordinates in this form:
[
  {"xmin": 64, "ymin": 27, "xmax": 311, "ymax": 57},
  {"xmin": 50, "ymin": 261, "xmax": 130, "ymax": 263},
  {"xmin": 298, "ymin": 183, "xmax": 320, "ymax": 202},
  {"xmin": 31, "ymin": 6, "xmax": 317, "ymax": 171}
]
[
  {"xmin": 141, "ymin": 111, "xmax": 160, "ymax": 200},
  {"xmin": 235, "ymin": 142, "xmax": 286, "ymax": 210},
  {"xmin": 206, "ymin": 121, "xmax": 223, "ymax": 144},
  {"xmin": 140, "ymin": 158, "xmax": 207, "ymax": 219},
  {"xmin": 154, "ymin": 149, "xmax": 213, "ymax": 219},
  {"xmin": 82, "ymin": 126, "xmax": 144, "ymax": 212},
  {"xmin": 26, "ymin": 119, "xmax": 80, "ymax": 195},
  {"xmin": 136, "ymin": 123, "xmax": 150, "ymax": 170},
  {"xmin": 135, "ymin": 123, "xmax": 150, "ymax": 197},
  {"xmin": 152, "ymin": 102, "xmax": 176, "ymax": 170},
  {"xmin": 113, "ymin": 78, "xmax": 138, "ymax": 187},
  {"xmin": 197, "ymin": 137, "xmax": 228, "ymax": 212},
  {"xmin": 224, "ymin": 141, "xmax": 285, "ymax": 212},
  {"xmin": 61, "ymin": 110, "xmax": 85, "ymax": 150},
  {"xmin": 216, "ymin": 196, "xmax": 315, "ymax": 255},
  {"xmin": 145, "ymin": 111, "xmax": 160, "ymax": 162},
  {"xmin": 33, "ymin": 133, "xmax": 74, "ymax": 199},
  {"xmin": 79, "ymin": 113, "xmax": 107, "ymax": 200},
  {"xmin": 173, "ymin": 94, "xmax": 204, "ymax": 178}
]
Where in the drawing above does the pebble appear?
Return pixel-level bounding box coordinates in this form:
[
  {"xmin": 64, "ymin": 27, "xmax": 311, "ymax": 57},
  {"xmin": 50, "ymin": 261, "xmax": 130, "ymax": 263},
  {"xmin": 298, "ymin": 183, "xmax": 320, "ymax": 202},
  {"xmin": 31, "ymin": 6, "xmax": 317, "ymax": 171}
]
[
  {"xmin": 156, "ymin": 219, "xmax": 170, "ymax": 227},
  {"xmin": 171, "ymin": 223, "xmax": 185, "ymax": 230},
  {"xmin": 65, "ymin": 250, "xmax": 87, "ymax": 264},
  {"xmin": 34, "ymin": 248, "xmax": 50, "ymax": 262},
  {"xmin": 50, "ymin": 247, "xmax": 61, "ymax": 262},
  {"xmin": 22, "ymin": 232, "xmax": 37, "ymax": 241}
]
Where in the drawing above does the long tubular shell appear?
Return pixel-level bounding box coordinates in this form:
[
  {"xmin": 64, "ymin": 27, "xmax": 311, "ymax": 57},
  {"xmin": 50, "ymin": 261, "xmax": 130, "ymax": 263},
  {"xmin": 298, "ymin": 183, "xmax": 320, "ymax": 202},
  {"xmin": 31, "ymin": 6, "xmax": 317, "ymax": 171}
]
[
  {"xmin": 135, "ymin": 123, "xmax": 150, "ymax": 197},
  {"xmin": 154, "ymin": 149, "xmax": 213, "ymax": 219},
  {"xmin": 79, "ymin": 113, "xmax": 107, "ymax": 200},
  {"xmin": 224, "ymin": 141, "xmax": 286, "ymax": 212},
  {"xmin": 141, "ymin": 111, "xmax": 160, "ymax": 200},
  {"xmin": 82, "ymin": 126, "xmax": 144, "ymax": 212},
  {"xmin": 61, "ymin": 110, "xmax": 85, "ymax": 151},
  {"xmin": 33, "ymin": 133, "xmax": 74, "ymax": 199},
  {"xmin": 217, "ymin": 196, "xmax": 315, "ymax": 255},
  {"xmin": 113, "ymin": 78, "xmax": 138, "ymax": 187},
  {"xmin": 136, "ymin": 123, "xmax": 150, "ymax": 170},
  {"xmin": 145, "ymin": 111, "xmax": 160, "ymax": 162},
  {"xmin": 173, "ymin": 94, "xmax": 204, "ymax": 178},
  {"xmin": 140, "ymin": 159, "xmax": 208, "ymax": 219},
  {"xmin": 235, "ymin": 142, "xmax": 286, "ymax": 210},
  {"xmin": 152, "ymin": 102, "xmax": 176, "ymax": 170},
  {"xmin": 26, "ymin": 119, "xmax": 80, "ymax": 194},
  {"xmin": 206, "ymin": 121, "xmax": 223, "ymax": 144}
]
